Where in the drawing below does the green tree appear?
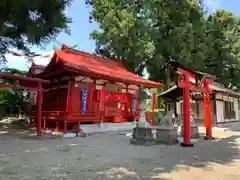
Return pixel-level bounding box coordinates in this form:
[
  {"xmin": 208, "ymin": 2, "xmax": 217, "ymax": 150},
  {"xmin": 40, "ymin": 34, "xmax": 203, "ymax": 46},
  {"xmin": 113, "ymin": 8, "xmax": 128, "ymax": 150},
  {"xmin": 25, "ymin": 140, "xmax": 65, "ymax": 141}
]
[
  {"xmin": 87, "ymin": 0, "xmax": 240, "ymax": 90},
  {"xmin": 144, "ymin": 0, "xmax": 207, "ymax": 84},
  {"xmin": 204, "ymin": 10, "xmax": 240, "ymax": 89},
  {"xmin": 86, "ymin": 0, "xmax": 207, "ymax": 84},
  {"xmin": 87, "ymin": 0, "xmax": 154, "ymax": 74},
  {"xmin": 0, "ymin": 68, "xmax": 29, "ymax": 117},
  {"xmin": 0, "ymin": 0, "xmax": 72, "ymax": 63}
]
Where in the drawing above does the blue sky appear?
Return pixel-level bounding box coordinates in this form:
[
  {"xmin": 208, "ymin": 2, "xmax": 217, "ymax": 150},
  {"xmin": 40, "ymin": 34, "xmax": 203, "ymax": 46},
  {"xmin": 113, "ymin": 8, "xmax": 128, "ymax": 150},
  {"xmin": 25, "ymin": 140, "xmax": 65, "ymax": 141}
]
[
  {"xmin": 6, "ymin": 0, "xmax": 240, "ymax": 70},
  {"xmin": 206, "ymin": 0, "xmax": 240, "ymax": 15}
]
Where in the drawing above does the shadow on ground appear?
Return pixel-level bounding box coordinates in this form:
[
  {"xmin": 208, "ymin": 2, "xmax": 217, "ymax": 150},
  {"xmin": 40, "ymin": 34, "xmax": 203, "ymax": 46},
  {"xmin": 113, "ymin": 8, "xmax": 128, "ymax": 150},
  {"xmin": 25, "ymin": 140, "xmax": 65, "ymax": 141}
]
[
  {"xmin": 0, "ymin": 122, "xmax": 239, "ymax": 179},
  {"xmin": 0, "ymin": 119, "xmax": 62, "ymax": 140},
  {"xmin": 90, "ymin": 134, "xmax": 240, "ymax": 179}
]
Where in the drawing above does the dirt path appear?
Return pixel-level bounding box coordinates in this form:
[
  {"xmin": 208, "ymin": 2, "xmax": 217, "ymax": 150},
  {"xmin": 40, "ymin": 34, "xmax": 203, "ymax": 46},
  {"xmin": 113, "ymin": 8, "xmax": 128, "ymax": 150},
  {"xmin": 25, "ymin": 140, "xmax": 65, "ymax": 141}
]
[{"xmin": 0, "ymin": 129, "xmax": 239, "ymax": 180}]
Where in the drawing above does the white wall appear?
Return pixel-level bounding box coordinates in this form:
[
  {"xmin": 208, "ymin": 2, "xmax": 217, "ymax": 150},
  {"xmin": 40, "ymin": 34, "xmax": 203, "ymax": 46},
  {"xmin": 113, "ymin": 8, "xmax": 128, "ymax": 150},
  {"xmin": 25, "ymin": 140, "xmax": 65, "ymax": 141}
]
[
  {"xmin": 216, "ymin": 100, "xmax": 224, "ymax": 123},
  {"xmin": 234, "ymin": 98, "xmax": 239, "ymax": 121},
  {"xmin": 176, "ymin": 94, "xmax": 240, "ymax": 124},
  {"xmin": 215, "ymin": 94, "xmax": 239, "ymax": 123}
]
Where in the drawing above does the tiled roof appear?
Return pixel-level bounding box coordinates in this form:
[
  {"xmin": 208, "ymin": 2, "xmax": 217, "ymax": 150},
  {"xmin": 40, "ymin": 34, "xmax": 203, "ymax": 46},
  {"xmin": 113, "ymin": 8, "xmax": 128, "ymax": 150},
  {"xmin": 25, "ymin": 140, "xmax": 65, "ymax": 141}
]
[{"xmin": 38, "ymin": 48, "xmax": 162, "ymax": 88}]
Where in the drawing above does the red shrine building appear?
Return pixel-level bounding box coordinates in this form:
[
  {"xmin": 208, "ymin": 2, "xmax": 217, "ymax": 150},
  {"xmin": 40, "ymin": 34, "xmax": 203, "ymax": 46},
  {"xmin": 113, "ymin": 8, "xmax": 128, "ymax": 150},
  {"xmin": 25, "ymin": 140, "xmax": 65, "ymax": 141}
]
[{"xmin": 28, "ymin": 47, "xmax": 162, "ymax": 134}]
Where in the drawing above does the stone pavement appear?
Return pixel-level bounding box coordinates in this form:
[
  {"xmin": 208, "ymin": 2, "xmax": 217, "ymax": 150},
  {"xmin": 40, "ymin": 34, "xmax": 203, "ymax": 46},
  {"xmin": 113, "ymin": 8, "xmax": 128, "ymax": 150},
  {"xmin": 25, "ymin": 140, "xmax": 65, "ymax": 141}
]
[{"xmin": 0, "ymin": 128, "xmax": 239, "ymax": 180}]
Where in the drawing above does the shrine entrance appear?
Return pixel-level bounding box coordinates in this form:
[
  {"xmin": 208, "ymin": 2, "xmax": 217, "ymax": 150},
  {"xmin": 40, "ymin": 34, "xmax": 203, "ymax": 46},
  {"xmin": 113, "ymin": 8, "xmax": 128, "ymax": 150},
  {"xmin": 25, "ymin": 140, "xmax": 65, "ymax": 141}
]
[
  {"xmin": 160, "ymin": 61, "xmax": 215, "ymax": 147},
  {"xmin": 0, "ymin": 73, "xmax": 49, "ymax": 136}
]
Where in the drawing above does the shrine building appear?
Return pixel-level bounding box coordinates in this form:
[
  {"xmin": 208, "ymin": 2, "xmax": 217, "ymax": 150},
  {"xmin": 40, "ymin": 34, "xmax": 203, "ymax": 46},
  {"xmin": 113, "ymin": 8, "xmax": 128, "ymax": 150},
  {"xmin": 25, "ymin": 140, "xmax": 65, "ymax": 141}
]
[{"xmin": 27, "ymin": 47, "xmax": 162, "ymax": 134}]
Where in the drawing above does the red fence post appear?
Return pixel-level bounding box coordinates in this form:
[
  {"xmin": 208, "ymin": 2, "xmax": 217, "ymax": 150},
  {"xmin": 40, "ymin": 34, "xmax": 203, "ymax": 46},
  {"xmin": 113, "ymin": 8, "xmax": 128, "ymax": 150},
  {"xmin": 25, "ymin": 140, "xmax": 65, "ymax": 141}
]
[
  {"xmin": 99, "ymin": 88, "xmax": 106, "ymax": 124},
  {"xmin": 135, "ymin": 90, "xmax": 139, "ymax": 120},
  {"xmin": 36, "ymin": 84, "xmax": 42, "ymax": 136},
  {"xmin": 66, "ymin": 80, "xmax": 73, "ymax": 112},
  {"xmin": 152, "ymin": 92, "xmax": 156, "ymax": 127}
]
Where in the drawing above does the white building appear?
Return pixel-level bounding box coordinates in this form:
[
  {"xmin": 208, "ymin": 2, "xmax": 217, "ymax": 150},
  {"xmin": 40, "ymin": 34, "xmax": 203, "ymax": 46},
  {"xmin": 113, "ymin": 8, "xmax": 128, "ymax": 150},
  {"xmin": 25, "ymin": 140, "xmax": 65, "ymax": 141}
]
[{"xmin": 160, "ymin": 82, "xmax": 240, "ymax": 125}]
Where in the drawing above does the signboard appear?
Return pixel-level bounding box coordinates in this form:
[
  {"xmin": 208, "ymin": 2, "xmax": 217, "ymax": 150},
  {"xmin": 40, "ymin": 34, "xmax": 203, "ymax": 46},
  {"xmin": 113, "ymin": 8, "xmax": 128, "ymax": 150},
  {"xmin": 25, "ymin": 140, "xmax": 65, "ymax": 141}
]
[
  {"xmin": 132, "ymin": 95, "xmax": 135, "ymax": 112},
  {"xmin": 81, "ymin": 88, "xmax": 88, "ymax": 115}
]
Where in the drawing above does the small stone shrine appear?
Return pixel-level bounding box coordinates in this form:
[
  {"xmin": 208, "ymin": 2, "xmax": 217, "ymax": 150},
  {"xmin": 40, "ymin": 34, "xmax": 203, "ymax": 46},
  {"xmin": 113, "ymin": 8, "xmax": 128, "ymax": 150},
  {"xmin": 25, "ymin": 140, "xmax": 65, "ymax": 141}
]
[
  {"xmin": 180, "ymin": 112, "xmax": 200, "ymax": 139},
  {"xmin": 130, "ymin": 89, "xmax": 154, "ymax": 145},
  {"xmin": 155, "ymin": 110, "xmax": 179, "ymax": 144}
]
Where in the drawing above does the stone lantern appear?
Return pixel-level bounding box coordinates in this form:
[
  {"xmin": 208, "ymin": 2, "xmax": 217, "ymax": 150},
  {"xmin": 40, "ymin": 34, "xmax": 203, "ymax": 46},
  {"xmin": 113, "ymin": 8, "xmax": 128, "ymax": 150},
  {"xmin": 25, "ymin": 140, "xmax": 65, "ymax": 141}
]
[
  {"xmin": 130, "ymin": 88, "xmax": 154, "ymax": 145},
  {"xmin": 136, "ymin": 89, "xmax": 152, "ymax": 128}
]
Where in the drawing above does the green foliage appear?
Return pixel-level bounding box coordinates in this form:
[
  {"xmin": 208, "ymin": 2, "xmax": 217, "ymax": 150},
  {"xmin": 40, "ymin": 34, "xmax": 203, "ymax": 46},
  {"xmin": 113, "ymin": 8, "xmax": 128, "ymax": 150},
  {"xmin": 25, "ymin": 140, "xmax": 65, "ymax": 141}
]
[
  {"xmin": 0, "ymin": 0, "xmax": 72, "ymax": 62},
  {"xmin": 86, "ymin": 0, "xmax": 240, "ymax": 90},
  {"xmin": 146, "ymin": 88, "xmax": 165, "ymax": 111},
  {"xmin": 0, "ymin": 68, "xmax": 29, "ymax": 116},
  {"xmin": 204, "ymin": 10, "xmax": 240, "ymax": 89},
  {"xmin": 86, "ymin": 0, "xmax": 206, "ymax": 79}
]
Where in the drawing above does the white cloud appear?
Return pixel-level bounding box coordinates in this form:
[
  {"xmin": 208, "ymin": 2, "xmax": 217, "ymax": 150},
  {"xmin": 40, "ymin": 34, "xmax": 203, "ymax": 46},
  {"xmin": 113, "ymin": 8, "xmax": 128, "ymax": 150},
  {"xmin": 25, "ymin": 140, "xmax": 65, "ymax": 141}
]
[
  {"xmin": 5, "ymin": 51, "xmax": 53, "ymax": 71},
  {"xmin": 5, "ymin": 54, "xmax": 29, "ymax": 70},
  {"xmin": 32, "ymin": 51, "xmax": 53, "ymax": 66}
]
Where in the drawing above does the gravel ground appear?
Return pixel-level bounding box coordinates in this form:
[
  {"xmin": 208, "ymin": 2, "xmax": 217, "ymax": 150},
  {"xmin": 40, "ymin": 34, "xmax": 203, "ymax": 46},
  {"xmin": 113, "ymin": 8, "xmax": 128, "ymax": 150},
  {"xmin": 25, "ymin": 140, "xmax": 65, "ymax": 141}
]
[{"xmin": 0, "ymin": 128, "xmax": 239, "ymax": 180}]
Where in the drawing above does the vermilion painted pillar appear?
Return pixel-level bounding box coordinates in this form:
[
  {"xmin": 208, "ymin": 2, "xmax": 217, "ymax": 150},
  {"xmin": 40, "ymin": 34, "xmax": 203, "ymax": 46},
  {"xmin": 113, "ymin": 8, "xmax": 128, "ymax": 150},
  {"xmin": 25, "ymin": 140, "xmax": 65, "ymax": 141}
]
[
  {"xmin": 43, "ymin": 118, "xmax": 46, "ymax": 130},
  {"xmin": 36, "ymin": 84, "xmax": 42, "ymax": 136},
  {"xmin": 87, "ymin": 84, "xmax": 95, "ymax": 111},
  {"xmin": 203, "ymin": 80, "xmax": 215, "ymax": 140},
  {"xmin": 135, "ymin": 90, "xmax": 139, "ymax": 120},
  {"xmin": 66, "ymin": 80, "xmax": 73, "ymax": 112},
  {"xmin": 65, "ymin": 80, "xmax": 74, "ymax": 134},
  {"xmin": 152, "ymin": 92, "xmax": 156, "ymax": 127},
  {"xmin": 56, "ymin": 121, "xmax": 60, "ymax": 133},
  {"xmin": 76, "ymin": 121, "xmax": 80, "ymax": 136},
  {"xmin": 99, "ymin": 88, "xmax": 106, "ymax": 124},
  {"xmin": 125, "ymin": 85, "xmax": 129, "ymax": 119},
  {"xmin": 181, "ymin": 74, "xmax": 193, "ymax": 147}
]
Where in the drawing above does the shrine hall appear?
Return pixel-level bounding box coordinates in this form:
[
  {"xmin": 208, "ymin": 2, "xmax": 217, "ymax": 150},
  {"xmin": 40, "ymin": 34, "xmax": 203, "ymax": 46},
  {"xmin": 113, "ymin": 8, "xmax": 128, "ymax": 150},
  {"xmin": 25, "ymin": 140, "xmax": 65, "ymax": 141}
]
[{"xmin": 27, "ymin": 46, "xmax": 162, "ymax": 135}]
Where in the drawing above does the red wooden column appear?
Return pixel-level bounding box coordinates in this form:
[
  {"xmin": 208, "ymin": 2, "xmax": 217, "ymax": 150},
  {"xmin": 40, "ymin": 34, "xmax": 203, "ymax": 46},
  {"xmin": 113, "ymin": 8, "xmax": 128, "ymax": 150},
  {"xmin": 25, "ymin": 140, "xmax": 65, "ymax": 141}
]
[
  {"xmin": 28, "ymin": 91, "xmax": 37, "ymax": 128},
  {"xmin": 125, "ymin": 85, "xmax": 129, "ymax": 120},
  {"xmin": 134, "ymin": 89, "xmax": 139, "ymax": 120},
  {"xmin": 65, "ymin": 80, "xmax": 74, "ymax": 134},
  {"xmin": 180, "ymin": 73, "xmax": 193, "ymax": 147},
  {"xmin": 203, "ymin": 80, "xmax": 215, "ymax": 140},
  {"xmin": 36, "ymin": 83, "xmax": 43, "ymax": 136},
  {"xmin": 99, "ymin": 88, "xmax": 106, "ymax": 124},
  {"xmin": 66, "ymin": 80, "xmax": 74, "ymax": 112},
  {"xmin": 152, "ymin": 92, "xmax": 156, "ymax": 127},
  {"xmin": 87, "ymin": 84, "xmax": 93, "ymax": 111}
]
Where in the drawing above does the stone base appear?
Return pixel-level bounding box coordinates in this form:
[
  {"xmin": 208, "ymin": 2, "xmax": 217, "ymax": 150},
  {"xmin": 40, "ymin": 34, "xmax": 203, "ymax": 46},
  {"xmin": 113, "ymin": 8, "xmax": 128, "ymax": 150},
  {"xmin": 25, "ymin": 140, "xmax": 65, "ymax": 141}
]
[
  {"xmin": 180, "ymin": 125, "xmax": 200, "ymax": 139},
  {"xmin": 156, "ymin": 128, "xmax": 179, "ymax": 145},
  {"xmin": 204, "ymin": 136, "xmax": 215, "ymax": 140},
  {"xmin": 180, "ymin": 142, "xmax": 194, "ymax": 147},
  {"xmin": 130, "ymin": 127, "xmax": 154, "ymax": 146}
]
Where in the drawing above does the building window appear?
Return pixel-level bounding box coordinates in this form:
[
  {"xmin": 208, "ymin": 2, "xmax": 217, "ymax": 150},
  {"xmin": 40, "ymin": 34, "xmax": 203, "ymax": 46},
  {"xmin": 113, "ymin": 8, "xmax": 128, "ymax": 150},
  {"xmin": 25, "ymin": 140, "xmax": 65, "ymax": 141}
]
[{"xmin": 224, "ymin": 101, "xmax": 235, "ymax": 119}]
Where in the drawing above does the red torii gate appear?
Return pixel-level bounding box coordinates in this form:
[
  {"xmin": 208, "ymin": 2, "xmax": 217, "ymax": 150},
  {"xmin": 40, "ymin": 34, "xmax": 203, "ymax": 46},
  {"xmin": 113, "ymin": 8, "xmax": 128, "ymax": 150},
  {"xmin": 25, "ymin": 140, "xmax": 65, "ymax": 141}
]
[
  {"xmin": 170, "ymin": 61, "xmax": 215, "ymax": 147},
  {"xmin": 0, "ymin": 73, "xmax": 49, "ymax": 136}
]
